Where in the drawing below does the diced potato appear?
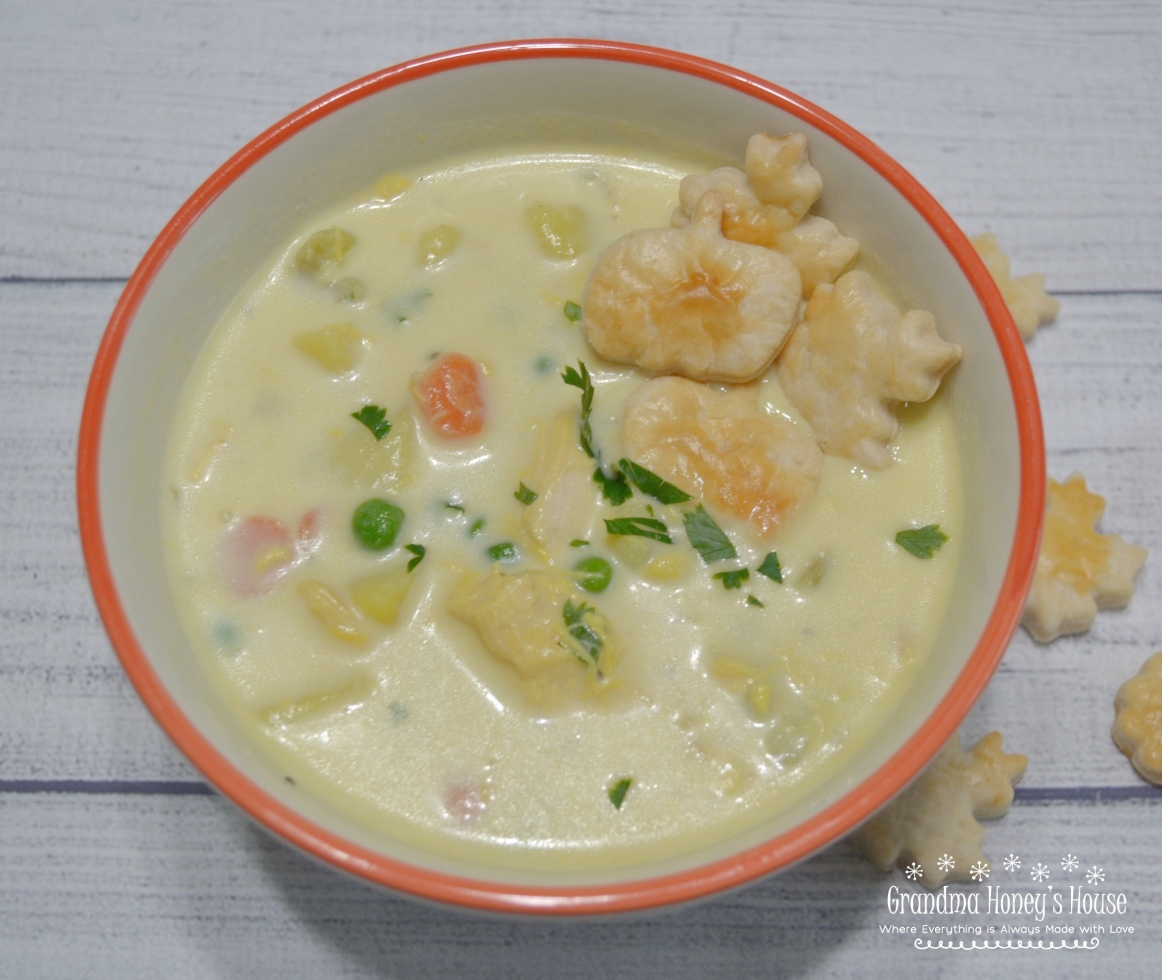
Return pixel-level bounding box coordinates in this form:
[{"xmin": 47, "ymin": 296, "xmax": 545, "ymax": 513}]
[
  {"xmin": 292, "ymin": 323, "xmax": 365, "ymax": 374},
  {"xmin": 294, "ymin": 226, "xmax": 356, "ymax": 279},
  {"xmin": 374, "ymin": 174, "xmax": 410, "ymax": 202},
  {"xmin": 418, "ymin": 224, "xmax": 461, "ymax": 267},
  {"xmin": 525, "ymin": 203, "xmax": 587, "ymax": 259},
  {"xmin": 262, "ymin": 676, "xmax": 374, "ymax": 727},
  {"xmin": 351, "ymin": 565, "xmax": 414, "ymax": 625},
  {"xmin": 329, "ymin": 411, "xmax": 416, "ymax": 490},
  {"xmin": 296, "ymin": 578, "xmax": 369, "ymax": 645}
]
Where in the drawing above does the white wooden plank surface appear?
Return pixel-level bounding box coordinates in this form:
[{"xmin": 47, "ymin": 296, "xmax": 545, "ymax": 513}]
[{"xmin": 3, "ymin": 0, "xmax": 1162, "ymax": 975}]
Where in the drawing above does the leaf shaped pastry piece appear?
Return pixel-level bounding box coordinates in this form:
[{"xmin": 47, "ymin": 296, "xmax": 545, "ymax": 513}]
[
  {"xmin": 1023, "ymin": 473, "xmax": 1147, "ymax": 643},
  {"xmin": 671, "ymin": 134, "xmax": 858, "ymax": 297},
  {"xmin": 972, "ymin": 233, "xmax": 1060, "ymax": 340},
  {"xmin": 775, "ymin": 271, "xmax": 962, "ymax": 469},
  {"xmin": 582, "ymin": 191, "xmax": 802, "ymax": 383},
  {"xmin": 1113, "ymin": 652, "xmax": 1162, "ymax": 785},
  {"xmin": 852, "ymin": 732, "xmax": 1026, "ymax": 888},
  {"xmin": 621, "ymin": 376, "xmax": 823, "ymax": 538}
]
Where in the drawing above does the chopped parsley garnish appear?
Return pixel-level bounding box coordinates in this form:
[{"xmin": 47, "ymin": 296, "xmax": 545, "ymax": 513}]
[
  {"xmin": 389, "ymin": 702, "xmax": 409, "ymax": 722},
  {"xmin": 569, "ymin": 539, "xmax": 589, "ymax": 548},
  {"xmin": 747, "ymin": 594, "xmax": 765, "ymax": 608},
  {"xmin": 560, "ymin": 360, "xmax": 596, "ymax": 459},
  {"xmin": 350, "ymin": 404, "xmax": 391, "ymax": 440},
  {"xmin": 895, "ymin": 524, "xmax": 949, "ymax": 559},
  {"xmin": 593, "ymin": 466, "xmax": 633, "ymax": 506},
  {"xmin": 486, "ymin": 542, "xmax": 518, "ymax": 563},
  {"xmin": 563, "ymin": 300, "xmax": 582, "ymax": 322},
  {"xmin": 756, "ymin": 552, "xmax": 783, "ymax": 583},
  {"xmin": 468, "ymin": 517, "xmax": 485, "ymax": 538},
  {"xmin": 618, "ymin": 458, "xmax": 691, "ymax": 504},
  {"xmin": 444, "ymin": 502, "xmax": 465, "ymax": 513},
  {"xmin": 682, "ymin": 505, "xmax": 737, "ymax": 563},
  {"xmin": 514, "ymin": 482, "xmax": 538, "ymax": 505},
  {"xmin": 713, "ymin": 568, "xmax": 750, "ymax": 590},
  {"xmin": 404, "ymin": 543, "xmax": 426, "ymax": 572},
  {"xmin": 608, "ymin": 778, "xmax": 632, "ymax": 810},
  {"xmin": 563, "ymin": 599, "xmax": 603, "ymax": 662},
  {"xmin": 604, "ymin": 516, "xmax": 672, "ymax": 544},
  {"xmin": 573, "ymin": 556, "xmax": 613, "ymax": 593}
]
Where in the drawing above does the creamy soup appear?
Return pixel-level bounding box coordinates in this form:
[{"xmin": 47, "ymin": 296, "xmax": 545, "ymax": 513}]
[{"xmin": 162, "ymin": 145, "xmax": 962, "ymax": 870}]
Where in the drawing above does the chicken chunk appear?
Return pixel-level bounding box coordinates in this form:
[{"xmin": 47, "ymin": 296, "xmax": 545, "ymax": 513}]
[
  {"xmin": 776, "ymin": 271, "xmax": 962, "ymax": 469},
  {"xmin": 622, "ymin": 376, "xmax": 823, "ymax": 537},
  {"xmin": 449, "ymin": 566, "xmax": 615, "ymax": 704},
  {"xmin": 582, "ymin": 191, "xmax": 802, "ymax": 383}
]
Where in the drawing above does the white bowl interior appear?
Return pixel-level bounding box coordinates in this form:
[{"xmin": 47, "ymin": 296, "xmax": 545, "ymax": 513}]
[{"xmin": 97, "ymin": 56, "xmax": 1021, "ymax": 888}]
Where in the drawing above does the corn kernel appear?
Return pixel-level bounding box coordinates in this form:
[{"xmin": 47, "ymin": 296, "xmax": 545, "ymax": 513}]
[
  {"xmin": 374, "ymin": 174, "xmax": 410, "ymax": 202},
  {"xmin": 642, "ymin": 552, "xmax": 689, "ymax": 582},
  {"xmin": 296, "ymin": 578, "xmax": 368, "ymax": 645}
]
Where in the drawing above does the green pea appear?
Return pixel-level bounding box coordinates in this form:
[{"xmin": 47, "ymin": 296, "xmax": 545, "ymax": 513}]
[
  {"xmin": 574, "ymin": 556, "xmax": 613, "ymax": 593},
  {"xmin": 352, "ymin": 498, "xmax": 404, "ymax": 550}
]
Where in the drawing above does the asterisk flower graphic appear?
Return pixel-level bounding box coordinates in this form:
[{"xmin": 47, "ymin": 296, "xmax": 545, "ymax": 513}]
[
  {"xmin": 1003, "ymin": 854, "xmax": 1021, "ymax": 872},
  {"xmin": 970, "ymin": 860, "xmax": 990, "ymax": 882},
  {"xmin": 905, "ymin": 861, "xmax": 923, "ymax": 881},
  {"xmin": 1062, "ymin": 854, "xmax": 1080, "ymax": 873},
  {"xmin": 1087, "ymin": 866, "xmax": 1105, "ymax": 885},
  {"xmin": 937, "ymin": 854, "xmax": 956, "ymax": 873},
  {"xmin": 1030, "ymin": 863, "xmax": 1050, "ymax": 882}
]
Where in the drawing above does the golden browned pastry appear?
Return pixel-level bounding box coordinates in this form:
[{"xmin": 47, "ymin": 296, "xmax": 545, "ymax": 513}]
[
  {"xmin": 1023, "ymin": 473, "xmax": 1147, "ymax": 642},
  {"xmin": 621, "ymin": 375, "xmax": 823, "ymax": 537}
]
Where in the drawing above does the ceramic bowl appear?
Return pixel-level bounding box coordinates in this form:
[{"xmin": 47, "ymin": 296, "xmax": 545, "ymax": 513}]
[{"xmin": 78, "ymin": 39, "xmax": 1044, "ymax": 915}]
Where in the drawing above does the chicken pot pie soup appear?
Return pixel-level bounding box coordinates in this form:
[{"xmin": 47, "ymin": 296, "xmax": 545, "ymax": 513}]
[{"xmin": 162, "ymin": 139, "xmax": 964, "ymax": 871}]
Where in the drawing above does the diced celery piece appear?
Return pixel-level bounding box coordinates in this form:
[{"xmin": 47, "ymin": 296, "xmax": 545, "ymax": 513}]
[
  {"xmin": 525, "ymin": 203, "xmax": 586, "ymax": 259},
  {"xmin": 418, "ymin": 224, "xmax": 461, "ymax": 267},
  {"xmin": 294, "ymin": 226, "xmax": 355, "ymax": 278}
]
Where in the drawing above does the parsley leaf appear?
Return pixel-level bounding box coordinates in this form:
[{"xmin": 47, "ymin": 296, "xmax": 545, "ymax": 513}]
[
  {"xmin": 404, "ymin": 543, "xmax": 426, "ymax": 572},
  {"xmin": 593, "ymin": 466, "xmax": 633, "ymax": 505},
  {"xmin": 712, "ymin": 568, "xmax": 750, "ymax": 590},
  {"xmin": 468, "ymin": 518, "xmax": 485, "ymax": 538},
  {"xmin": 560, "ymin": 360, "xmax": 596, "ymax": 459},
  {"xmin": 563, "ymin": 599, "xmax": 603, "ymax": 662},
  {"xmin": 618, "ymin": 458, "xmax": 691, "ymax": 504},
  {"xmin": 895, "ymin": 524, "xmax": 949, "ymax": 559},
  {"xmin": 569, "ymin": 539, "xmax": 589, "ymax": 548},
  {"xmin": 444, "ymin": 502, "xmax": 465, "ymax": 513},
  {"xmin": 682, "ymin": 505, "xmax": 737, "ymax": 564},
  {"xmin": 486, "ymin": 542, "xmax": 517, "ymax": 563},
  {"xmin": 756, "ymin": 552, "xmax": 783, "ymax": 583},
  {"xmin": 747, "ymin": 594, "xmax": 765, "ymax": 608},
  {"xmin": 351, "ymin": 404, "xmax": 391, "ymax": 440},
  {"xmin": 514, "ymin": 482, "xmax": 538, "ymax": 505},
  {"xmin": 563, "ymin": 300, "xmax": 582, "ymax": 322},
  {"xmin": 604, "ymin": 516, "xmax": 672, "ymax": 544},
  {"xmin": 608, "ymin": 778, "xmax": 632, "ymax": 809}
]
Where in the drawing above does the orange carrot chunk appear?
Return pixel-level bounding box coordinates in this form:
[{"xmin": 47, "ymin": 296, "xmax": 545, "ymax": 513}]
[{"xmin": 411, "ymin": 352, "xmax": 487, "ymax": 437}]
